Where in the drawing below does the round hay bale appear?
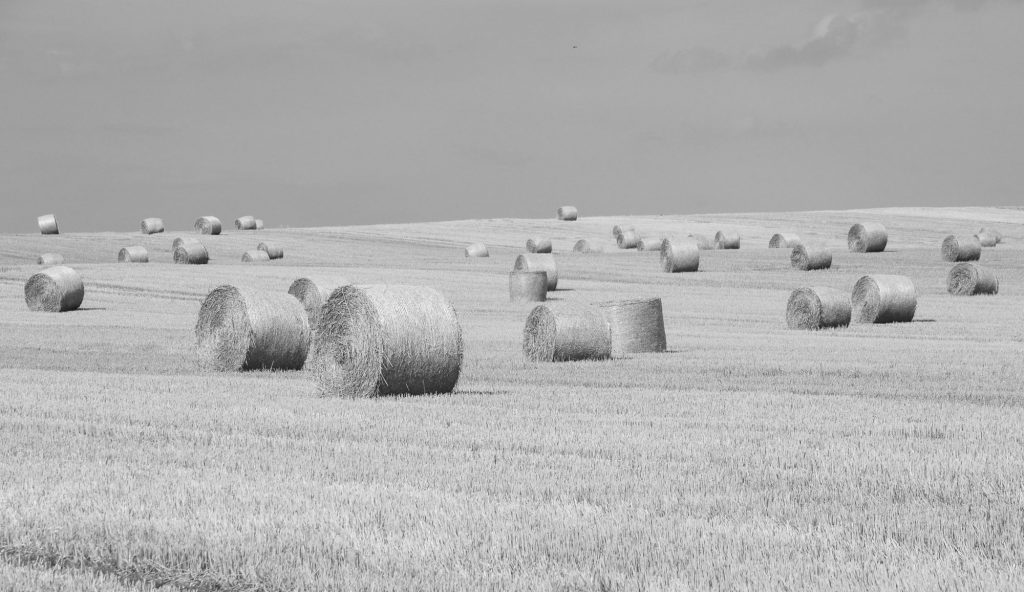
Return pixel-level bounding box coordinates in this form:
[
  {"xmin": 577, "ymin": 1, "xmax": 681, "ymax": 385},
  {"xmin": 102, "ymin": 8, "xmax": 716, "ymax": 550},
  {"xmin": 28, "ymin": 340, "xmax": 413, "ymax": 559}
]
[
  {"xmin": 851, "ymin": 274, "xmax": 916, "ymax": 323},
  {"xmin": 714, "ymin": 231, "xmax": 741, "ymax": 250},
  {"xmin": 37, "ymin": 253, "xmax": 64, "ymax": 266},
  {"xmin": 38, "ymin": 214, "xmax": 59, "ymax": 235},
  {"xmin": 688, "ymin": 234, "xmax": 714, "ymax": 250},
  {"xmin": 572, "ymin": 239, "xmax": 599, "ymax": 253},
  {"xmin": 637, "ymin": 237, "xmax": 664, "ymax": 252},
  {"xmin": 526, "ymin": 237, "xmax": 552, "ymax": 253},
  {"xmin": 196, "ymin": 286, "xmax": 311, "ymax": 372},
  {"xmin": 140, "ymin": 218, "xmax": 165, "ymax": 234},
  {"xmin": 660, "ymin": 239, "xmax": 699, "ymax": 273},
  {"xmin": 257, "ymin": 242, "xmax": 284, "ymax": 260},
  {"xmin": 25, "ymin": 266, "xmax": 84, "ymax": 312},
  {"xmin": 976, "ymin": 227, "xmax": 1002, "ymax": 245},
  {"xmin": 194, "ymin": 216, "xmax": 222, "ymax": 235},
  {"xmin": 313, "ymin": 285, "xmax": 463, "ymax": 397},
  {"xmin": 173, "ymin": 241, "xmax": 209, "ymax": 265},
  {"xmin": 235, "ymin": 216, "xmax": 257, "ymax": 230},
  {"xmin": 786, "ymin": 287, "xmax": 851, "ymax": 330},
  {"xmin": 523, "ymin": 304, "xmax": 611, "ymax": 362},
  {"xmin": 509, "ymin": 271, "xmax": 547, "ymax": 303},
  {"xmin": 288, "ymin": 276, "xmax": 351, "ymax": 330},
  {"xmin": 947, "ymin": 263, "xmax": 999, "ymax": 296},
  {"xmin": 172, "ymin": 236, "xmax": 202, "ymax": 252},
  {"xmin": 513, "ymin": 254, "xmax": 558, "ymax": 290},
  {"xmin": 769, "ymin": 233, "xmax": 801, "ymax": 249},
  {"xmin": 617, "ymin": 230, "xmax": 640, "ymax": 249},
  {"xmin": 596, "ymin": 298, "xmax": 667, "ymax": 356},
  {"xmin": 117, "ymin": 246, "xmax": 149, "ymax": 263},
  {"xmin": 255, "ymin": 219, "xmax": 265, "ymax": 230},
  {"xmin": 557, "ymin": 206, "xmax": 578, "ymax": 221},
  {"xmin": 464, "ymin": 243, "xmax": 489, "ymax": 257},
  {"xmin": 941, "ymin": 235, "xmax": 981, "ymax": 262},
  {"xmin": 790, "ymin": 245, "xmax": 832, "ymax": 271},
  {"xmin": 847, "ymin": 223, "xmax": 888, "ymax": 253},
  {"xmin": 242, "ymin": 250, "xmax": 270, "ymax": 262},
  {"xmin": 612, "ymin": 225, "xmax": 634, "ymax": 239}
]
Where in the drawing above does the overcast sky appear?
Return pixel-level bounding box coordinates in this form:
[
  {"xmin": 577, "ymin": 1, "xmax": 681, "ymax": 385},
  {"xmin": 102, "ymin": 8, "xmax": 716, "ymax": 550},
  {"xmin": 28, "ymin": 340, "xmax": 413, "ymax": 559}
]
[{"xmin": 1, "ymin": 0, "xmax": 1022, "ymax": 232}]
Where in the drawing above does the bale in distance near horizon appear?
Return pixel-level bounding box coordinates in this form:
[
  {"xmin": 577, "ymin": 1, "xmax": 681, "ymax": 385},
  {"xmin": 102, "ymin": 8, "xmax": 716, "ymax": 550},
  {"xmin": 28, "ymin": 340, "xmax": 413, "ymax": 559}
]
[
  {"xmin": 769, "ymin": 233, "xmax": 802, "ymax": 249},
  {"xmin": 791, "ymin": 245, "xmax": 832, "ymax": 271},
  {"xmin": 25, "ymin": 266, "xmax": 84, "ymax": 312},
  {"xmin": 523, "ymin": 303, "xmax": 611, "ymax": 362},
  {"xmin": 848, "ymin": 223, "xmax": 888, "ymax": 253},
  {"xmin": 173, "ymin": 241, "xmax": 209, "ymax": 264},
  {"xmin": 617, "ymin": 230, "xmax": 640, "ymax": 249},
  {"xmin": 557, "ymin": 206, "xmax": 578, "ymax": 221},
  {"xmin": 509, "ymin": 271, "xmax": 547, "ymax": 303},
  {"xmin": 947, "ymin": 263, "xmax": 999, "ymax": 296},
  {"xmin": 235, "ymin": 216, "xmax": 257, "ymax": 230},
  {"xmin": 288, "ymin": 276, "xmax": 351, "ymax": 330},
  {"xmin": 257, "ymin": 242, "xmax": 284, "ymax": 260},
  {"xmin": 526, "ymin": 237, "xmax": 552, "ymax": 253},
  {"xmin": 196, "ymin": 285, "xmax": 311, "ymax": 372},
  {"xmin": 312, "ymin": 285, "xmax": 463, "ymax": 398},
  {"xmin": 851, "ymin": 274, "xmax": 916, "ymax": 323},
  {"xmin": 689, "ymin": 234, "xmax": 714, "ymax": 250},
  {"xmin": 242, "ymin": 250, "xmax": 270, "ymax": 262},
  {"xmin": 660, "ymin": 239, "xmax": 699, "ymax": 273},
  {"xmin": 37, "ymin": 253, "xmax": 63, "ymax": 266},
  {"xmin": 140, "ymin": 218, "xmax": 165, "ymax": 234},
  {"xmin": 37, "ymin": 214, "xmax": 59, "ymax": 235},
  {"xmin": 118, "ymin": 246, "xmax": 149, "ymax": 263},
  {"xmin": 941, "ymin": 235, "xmax": 981, "ymax": 262},
  {"xmin": 194, "ymin": 216, "xmax": 222, "ymax": 235},
  {"xmin": 597, "ymin": 298, "xmax": 667, "ymax": 357},
  {"xmin": 464, "ymin": 243, "xmax": 489, "ymax": 257},
  {"xmin": 786, "ymin": 287, "xmax": 851, "ymax": 330},
  {"xmin": 513, "ymin": 254, "xmax": 558, "ymax": 290},
  {"xmin": 976, "ymin": 227, "xmax": 1002, "ymax": 246},
  {"xmin": 714, "ymin": 231, "xmax": 741, "ymax": 250}
]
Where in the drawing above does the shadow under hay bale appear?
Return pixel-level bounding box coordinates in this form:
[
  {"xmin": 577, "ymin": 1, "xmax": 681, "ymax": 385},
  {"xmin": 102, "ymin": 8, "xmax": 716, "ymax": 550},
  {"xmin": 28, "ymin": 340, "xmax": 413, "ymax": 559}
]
[
  {"xmin": 769, "ymin": 233, "xmax": 801, "ymax": 249},
  {"xmin": 786, "ymin": 287, "xmax": 851, "ymax": 330},
  {"xmin": 941, "ymin": 235, "xmax": 981, "ymax": 262},
  {"xmin": 118, "ymin": 246, "xmax": 149, "ymax": 263},
  {"xmin": 790, "ymin": 245, "xmax": 832, "ymax": 271},
  {"xmin": 313, "ymin": 285, "xmax": 463, "ymax": 397},
  {"xmin": 509, "ymin": 271, "xmax": 547, "ymax": 303},
  {"xmin": 289, "ymin": 276, "xmax": 351, "ymax": 330},
  {"xmin": 617, "ymin": 231, "xmax": 640, "ymax": 249},
  {"xmin": 37, "ymin": 214, "xmax": 59, "ymax": 235},
  {"xmin": 976, "ymin": 227, "xmax": 1002, "ymax": 246},
  {"xmin": 947, "ymin": 263, "xmax": 999, "ymax": 296},
  {"xmin": 196, "ymin": 286, "xmax": 311, "ymax": 371},
  {"xmin": 257, "ymin": 242, "xmax": 284, "ymax": 260},
  {"xmin": 25, "ymin": 266, "xmax": 84, "ymax": 312},
  {"xmin": 714, "ymin": 231, "xmax": 741, "ymax": 250},
  {"xmin": 523, "ymin": 303, "xmax": 611, "ymax": 362},
  {"xmin": 174, "ymin": 242, "xmax": 209, "ymax": 265},
  {"xmin": 242, "ymin": 250, "xmax": 270, "ymax": 262},
  {"xmin": 597, "ymin": 298, "xmax": 667, "ymax": 356},
  {"xmin": 514, "ymin": 253, "xmax": 558, "ymax": 290},
  {"xmin": 660, "ymin": 239, "xmax": 699, "ymax": 273},
  {"xmin": 851, "ymin": 275, "xmax": 916, "ymax": 323},
  {"xmin": 465, "ymin": 243, "xmax": 489, "ymax": 257},
  {"xmin": 526, "ymin": 237, "xmax": 552, "ymax": 253},
  {"xmin": 37, "ymin": 253, "xmax": 63, "ymax": 266},
  {"xmin": 235, "ymin": 216, "xmax": 257, "ymax": 230},
  {"xmin": 848, "ymin": 223, "xmax": 888, "ymax": 253},
  {"xmin": 688, "ymin": 234, "xmax": 714, "ymax": 250},
  {"xmin": 141, "ymin": 218, "xmax": 165, "ymax": 234},
  {"xmin": 557, "ymin": 206, "xmax": 578, "ymax": 221},
  {"xmin": 194, "ymin": 216, "xmax": 222, "ymax": 235}
]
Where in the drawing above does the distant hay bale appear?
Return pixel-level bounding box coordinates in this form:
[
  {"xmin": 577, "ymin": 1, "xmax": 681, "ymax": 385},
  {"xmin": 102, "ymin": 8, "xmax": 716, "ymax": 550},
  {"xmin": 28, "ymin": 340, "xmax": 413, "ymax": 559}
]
[
  {"xmin": 172, "ymin": 236, "xmax": 201, "ymax": 251},
  {"xmin": 714, "ymin": 231, "xmax": 740, "ymax": 250},
  {"xmin": 235, "ymin": 216, "xmax": 257, "ymax": 230},
  {"xmin": 37, "ymin": 214, "xmax": 59, "ymax": 235},
  {"xmin": 660, "ymin": 239, "xmax": 699, "ymax": 273},
  {"xmin": 975, "ymin": 232, "xmax": 998, "ymax": 248},
  {"xmin": 257, "ymin": 242, "xmax": 284, "ymax": 260},
  {"xmin": 509, "ymin": 271, "xmax": 547, "ymax": 303},
  {"xmin": 637, "ymin": 237, "xmax": 664, "ymax": 252},
  {"xmin": 572, "ymin": 239, "xmax": 599, "ymax": 253},
  {"xmin": 851, "ymin": 275, "xmax": 916, "ymax": 323},
  {"xmin": 612, "ymin": 225, "xmax": 634, "ymax": 239},
  {"xmin": 557, "ymin": 206, "xmax": 578, "ymax": 221},
  {"xmin": 255, "ymin": 219, "xmax": 265, "ymax": 230},
  {"xmin": 947, "ymin": 263, "xmax": 999, "ymax": 296},
  {"xmin": 976, "ymin": 227, "xmax": 1002, "ymax": 245},
  {"xmin": 790, "ymin": 245, "xmax": 832, "ymax": 271},
  {"xmin": 847, "ymin": 223, "xmax": 888, "ymax": 253},
  {"xmin": 786, "ymin": 287, "xmax": 851, "ymax": 330},
  {"xmin": 769, "ymin": 233, "xmax": 801, "ymax": 248},
  {"xmin": 617, "ymin": 231, "xmax": 640, "ymax": 249},
  {"xmin": 140, "ymin": 217, "xmax": 165, "ymax": 234},
  {"xmin": 596, "ymin": 298, "xmax": 667, "ymax": 356},
  {"xmin": 173, "ymin": 241, "xmax": 209, "ymax": 265},
  {"xmin": 196, "ymin": 285, "xmax": 310, "ymax": 372},
  {"xmin": 464, "ymin": 243, "xmax": 489, "ymax": 257},
  {"xmin": 941, "ymin": 235, "xmax": 981, "ymax": 262},
  {"xmin": 37, "ymin": 253, "xmax": 64, "ymax": 266},
  {"xmin": 523, "ymin": 304, "xmax": 611, "ymax": 362},
  {"xmin": 194, "ymin": 216, "xmax": 222, "ymax": 235},
  {"xmin": 288, "ymin": 277, "xmax": 351, "ymax": 329},
  {"xmin": 25, "ymin": 266, "xmax": 84, "ymax": 312},
  {"xmin": 514, "ymin": 253, "xmax": 558, "ymax": 290},
  {"xmin": 526, "ymin": 238, "xmax": 552, "ymax": 253},
  {"xmin": 313, "ymin": 285, "xmax": 463, "ymax": 397},
  {"xmin": 688, "ymin": 234, "xmax": 714, "ymax": 250},
  {"xmin": 242, "ymin": 250, "xmax": 270, "ymax": 262},
  {"xmin": 117, "ymin": 246, "xmax": 149, "ymax": 263}
]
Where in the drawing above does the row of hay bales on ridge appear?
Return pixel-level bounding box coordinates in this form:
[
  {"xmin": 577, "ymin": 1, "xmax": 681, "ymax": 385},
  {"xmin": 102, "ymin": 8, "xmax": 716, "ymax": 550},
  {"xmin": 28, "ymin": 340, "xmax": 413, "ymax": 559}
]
[{"xmin": 34, "ymin": 214, "xmax": 266, "ymax": 236}]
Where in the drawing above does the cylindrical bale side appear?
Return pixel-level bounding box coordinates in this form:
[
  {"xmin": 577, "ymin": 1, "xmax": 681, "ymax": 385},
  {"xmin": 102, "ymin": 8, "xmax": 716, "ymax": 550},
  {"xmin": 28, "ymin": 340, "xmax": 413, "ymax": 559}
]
[
  {"xmin": 513, "ymin": 254, "xmax": 558, "ymax": 290},
  {"xmin": 617, "ymin": 231, "xmax": 640, "ymax": 249},
  {"xmin": 941, "ymin": 235, "xmax": 982, "ymax": 262},
  {"xmin": 194, "ymin": 216, "xmax": 222, "ymax": 235},
  {"xmin": 25, "ymin": 266, "xmax": 84, "ymax": 312},
  {"xmin": 257, "ymin": 242, "xmax": 284, "ymax": 260},
  {"xmin": 465, "ymin": 243, "xmax": 489, "ymax": 257},
  {"xmin": 660, "ymin": 240, "xmax": 699, "ymax": 273},
  {"xmin": 37, "ymin": 253, "xmax": 64, "ymax": 266},
  {"xmin": 141, "ymin": 218, "xmax": 165, "ymax": 234},
  {"xmin": 526, "ymin": 238, "xmax": 553, "ymax": 253},
  {"xmin": 596, "ymin": 298, "xmax": 667, "ymax": 356},
  {"xmin": 288, "ymin": 276, "xmax": 351, "ymax": 330},
  {"xmin": 557, "ymin": 206, "xmax": 578, "ymax": 221},
  {"xmin": 790, "ymin": 245, "xmax": 833, "ymax": 271},
  {"xmin": 118, "ymin": 246, "xmax": 149, "ymax": 263},
  {"xmin": 769, "ymin": 233, "xmax": 802, "ymax": 249},
  {"xmin": 37, "ymin": 214, "xmax": 59, "ymax": 235},
  {"xmin": 714, "ymin": 231, "xmax": 741, "ymax": 250},
  {"xmin": 947, "ymin": 263, "xmax": 999, "ymax": 296},
  {"xmin": 235, "ymin": 216, "xmax": 257, "ymax": 230},
  {"xmin": 173, "ymin": 242, "xmax": 209, "ymax": 264},
  {"xmin": 523, "ymin": 304, "xmax": 611, "ymax": 362},
  {"xmin": 637, "ymin": 237, "xmax": 665, "ymax": 252},
  {"xmin": 612, "ymin": 225, "xmax": 634, "ymax": 239},
  {"xmin": 851, "ymin": 274, "xmax": 917, "ymax": 323},
  {"xmin": 242, "ymin": 250, "xmax": 270, "ymax": 262},
  {"xmin": 509, "ymin": 271, "xmax": 547, "ymax": 303},
  {"xmin": 848, "ymin": 223, "xmax": 888, "ymax": 253},
  {"xmin": 688, "ymin": 234, "xmax": 714, "ymax": 250},
  {"xmin": 786, "ymin": 287, "xmax": 851, "ymax": 330}
]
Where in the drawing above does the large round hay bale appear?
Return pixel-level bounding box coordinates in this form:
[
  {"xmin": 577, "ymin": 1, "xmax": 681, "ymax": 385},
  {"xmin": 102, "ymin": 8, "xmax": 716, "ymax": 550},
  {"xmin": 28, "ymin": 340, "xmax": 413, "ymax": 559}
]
[
  {"xmin": 714, "ymin": 231, "xmax": 740, "ymax": 250},
  {"xmin": 465, "ymin": 243, "xmax": 489, "ymax": 257},
  {"xmin": 976, "ymin": 227, "xmax": 1002, "ymax": 246},
  {"xmin": 786, "ymin": 287, "xmax": 851, "ymax": 330},
  {"xmin": 612, "ymin": 225, "xmax": 634, "ymax": 239},
  {"xmin": 596, "ymin": 298, "xmax": 667, "ymax": 356},
  {"xmin": 557, "ymin": 206, "xmax": 578, "ymax": 221},
  {"xmin": 194, "ymin": 216, "xmax": 222, "ymax": 235},
  {"xmin": 242, "ymin": 250, "xmax": 270, "ymax": 262},
  {"xmin": 509, "ymin": 271, "xmax": 547, "ymax": 303},
  {"xmin": 255, "ymin": 219, "xmax": 265, "ymax": 230},
  {"xmin": 572, "ymin": 239, "xmax": 599, "ymax": 253},
  {"xmin": 769, "ymin": 233, "xmax": 801, "ymax": 249},
  {"xmin": 288, "ymin": 277, "xmax": 351, "ymax": 330},
  {"xmin": 513, "ymin": 254, "xmax": 558, "ymax": 290},
  {"xmin": 313, "ymin": 285, "xmax": 463, "ymax": 397},
  {"xmin": 526, "ymin": 237, "xmax": 552, "ymax": 253},
  {"xmin": 851, "ymin": 275, "xmax": 916, "ymax": 323},
  {"xmin": 117, "ymin": 246, "xmax": 149, "ymax": 263},
  {"xmin": 37, "ymin": 253, "xmax": 64, "ymax": 266},
  {"xmin": 523, "ymin": 304, "xmax": 611, "ymax": 362},
  {"xmin": 688, "ymin": 234, "xmax": 714, "ymax": 250},
  {"xmin": 235, "ymin": 216, "xmax": 257, "ymax": 230},
  {"xmin": 140, "ymin": 218, "xmax": 165, "ymax": 234},
  {"xmin": 25, "ymin": 266, "xmax": 84, "ymax": 312},
  {"xmin": 941, "ymin": 235, "xmax": 981, "ymax": 262},
  {"xmin": 173, "ymin": 241, "xmax": 209, "ymax": 264},
  {"xmin": 196, "ymin": 286, "xmax": 311, "ymax": 372},
  {"xmin": 660, "ymin": 239, "xmax": 699, "ymax": 273},
  {"xmin": 37, "ymin": 214, "xmax": 59, "ymax": 235},
  {"xmin": 617, "ymin": 230, "xmax": 640, "ymax": 249},
  {"xmin": 790, "ymin": 245, "xmax": 832, "ymax": 271},
  {"xmin": 847, "ymin": 223, "xmax": 888, "ymax": 253},
  {"xmin": 257, "ymin": 242, "xmax": 284, "ymax": 260},
  {"xmin": 947, "ymin": 263, "xmax": 999, "ymax": 296}
]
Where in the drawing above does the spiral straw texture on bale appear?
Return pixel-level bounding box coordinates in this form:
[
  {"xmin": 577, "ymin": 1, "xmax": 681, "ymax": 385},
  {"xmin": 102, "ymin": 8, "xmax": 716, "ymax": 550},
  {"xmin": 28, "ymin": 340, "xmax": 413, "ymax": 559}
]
[
  {"xmin": 947, "ymin": 263, "xmax": 999, "ymax": 296},
  {"xmin": 526, "ymin": 238, "xmax": 552, "ymax": 253},
  {"xmin": 660, "ymin": 239, "xmax": 699, "ymax": 273},
  {"xmin": 612, "ymin": 225, "xmax": 634, "ymax": 239},
  {"xmin": 851, "ymin": 275, "xmax": 916, "ymax": 324},
  {"xmin": 941, "ymin": 235, "xmax": 981, "ymax": 262},
  {"xmin": 596, "ymin": 298, "xmax": 667, "ymax": 356},
  {"xmin": 196, "ymin": 286, "xmax": 311, "ymax": 372},
  {"xmin": 255, "ymin": 219, "xmax": 265, "ymax": 230},
  {"xmin": 557, "ymin": 206, "xmax": 578, "ymax": 221},
  {"xmin": 513, "ymin": 254, "xmax": 558, "ymax": 290},
  {"xmin": 786, "ymin": 287, "xmax": 851, "ymax": 330},
  {"xmin": 509, "ymin": 271, "xmax": 547, "ymax": 303},
  {"xmin": 140, "ymin": 218, "xmax": 165, "ymax": 234},
  {"xmin": 464, "ymin": 243, "xmax": 489, "ymax": 257},
  {"xmin": 790, "ymin": 245, "xmax": 833, "ymax": 271},
  {"xmin": 689, "ymin": 234, "xmax": 714, "ymax": 250},
  {"xmin": 37, "ymin": 253, "xmax": 63, "ymax": 266},
  {"xmin": 523, "ymin": 304, "xmax": 611, "ymax": 362},
  {"xmin": 235, "ymin": 216, "xmax": 257, "ymax": 230},
  {"xmin": 573, "ymin": 239, "xmax": 598, "ymax": 253},
  {"xmin": 976, "ymin": 227, "xmax": 1002, "ymax": 246},
  {"xmin": 38, "ymin": 214, "xmax": 59, "ymax": 235},
  {"xmin": 769, "ymin": 233, "xmax": 802, "ymax": 249},
  {"xmin": 173, "ymin": 242, "xmax": 209, "ymax": 264},
  {"xmin": 848, "ymin": 223, "xmax": 888, "ymax": 253},
  {"xmin": 118, "ymin": 246, "xmax": 149, "ymax": 263},
  {"xmin": 257, "ymin": 242, "xmax": 284, "ymax": 260},
  {"xmin": 714, "ymin": 231, "xmax": 741, "ymax": 250},
  {"xmin": 242, "ymin": 250, "xmax": 270, "ymax": 262},
  {"xmin": 194, "ymin": 216, "xmax": 222, "ymax": 235},
  {"xmin": 313, "ymin": 285, "xmax": 463, "ymax": 398},
  {"xmin": 25, "ymin": 266, "xmax": 84, "ymax": 312},
  {"xmin": 288, "ymin": 276, "xmax": 351, "ymax": 330},
  {"xmin": 617, "ymin": 231, "xmax": 640, "ymax": 249}
]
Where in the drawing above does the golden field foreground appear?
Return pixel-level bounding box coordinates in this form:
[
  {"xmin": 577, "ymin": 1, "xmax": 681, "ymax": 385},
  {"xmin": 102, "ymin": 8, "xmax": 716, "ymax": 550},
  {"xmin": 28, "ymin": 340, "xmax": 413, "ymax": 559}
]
[{"xmin": 1, "ymin": 206, "xmax": 1023, "ymax": 591}]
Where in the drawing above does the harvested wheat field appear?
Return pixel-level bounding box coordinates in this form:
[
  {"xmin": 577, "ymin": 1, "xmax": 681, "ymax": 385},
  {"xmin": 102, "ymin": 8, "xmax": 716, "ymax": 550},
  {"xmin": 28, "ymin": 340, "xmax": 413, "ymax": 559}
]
[{"xmin": 1, "ymin": 206, "xmax": 1024, "ymax": 591}]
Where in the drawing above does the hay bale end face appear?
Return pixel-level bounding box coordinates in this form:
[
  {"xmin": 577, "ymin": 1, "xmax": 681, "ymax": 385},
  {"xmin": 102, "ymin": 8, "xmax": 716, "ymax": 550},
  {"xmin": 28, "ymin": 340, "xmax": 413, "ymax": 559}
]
[
  {"xmin": 941, "ymin": 235, "xmax": 981, "ymax": 262},
  {"xmin": 660, "ymin": 239, "xmax": 699, "ymax": 273},
  {"xmin": 257, "ymin": 242, "xmax": 284, "ymax": 260},
  {"xmin": 526, "ymin": 238, "xmax": 553, "ymax": 253},
  {"xmin": 714, "ymin": 231, "xmax": 741, "ymax": 250},
  {"xmin": 769, "ymin": 233, "xmax": 802, "ymax": 249},
  {"xmin": 288, "ymin": 277, "xmax": 350, "ymax": 330},
  {"xmin": 464, "ymin": 243, "xmax": 489, "ymax": 257},
  {"xmin": 557, "ymin": 206, "xmax": 578, "ymax": 221},
  {"xmin": 848, "ymin": 223, "xmax": 888, "ymax": 253},
  {"xmin": 786, "ymin": 287, "xmax": 851, "ymax": 330},
  {"xmin": 523, "ymin": 304, "xmax": 611, "ymax": 362},
  {"xmin": 791, "ymin": 245, "xmax": 832, "ymax": 271},
  {"xmin": 196, "ymin": 286, "xmax": 311, "ymax": 372},
  {"xmin": 851, "ymin": 274, "xmax": 916, "ymax": 323},
  {"xmin": 194, "ymin": 216, "xmax": 222, "ymax": 235},
  {"xmin": 25, "ymin": 266, "xmax": 84, "ymax": 312},
  {"xmin": 38, "ymin": 214, "xmax": 59, "ymax": 235},
  {"xmin": 597, "ymin": 298, "xmax": 667, "ymax": 356},
  {"xmin": 688, "ymin": 234, "xmax": 714, "ymax": 250},
  {"xmin": 37, "ymin": 253, "xmax": 64, "ymax": 266},
  {"xmin": 313, "ymin": 285, "xmax": 463, "ymax": 398},
  {"xmin": 947, "ymin": 263, "xmax": 999, "ymax": 296},
  {"xmin": 242, "ymin": 250, "xmax": 270, "ymax": 262},
  {"xmin": 141, "ymin": 218, "xmax": 165, "ymax": 234},
  {"xmin": 118, "ymin": 246, "xmax": 149, "ymax": 263},
  {"xmin": 235, "ymin": 216, "xmax": 257, "ymax": 230},
  {"xmin": 509, "ymin": 271, "xmax": 547, "ymax": 303},
  {"xmin": 513, "ymin": 253, "xmax": 558, "ymax": 290},
  {"xmin": 173, "ymin": 242, "xmax": 209, "ymax": 265},
  {"xmin": 616, "ymin": 230, "xmax": 640, "ymax": 249},
  {"xmin": 976, "ymin": 227, "xmax": 1002, "ymax": 246}
]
